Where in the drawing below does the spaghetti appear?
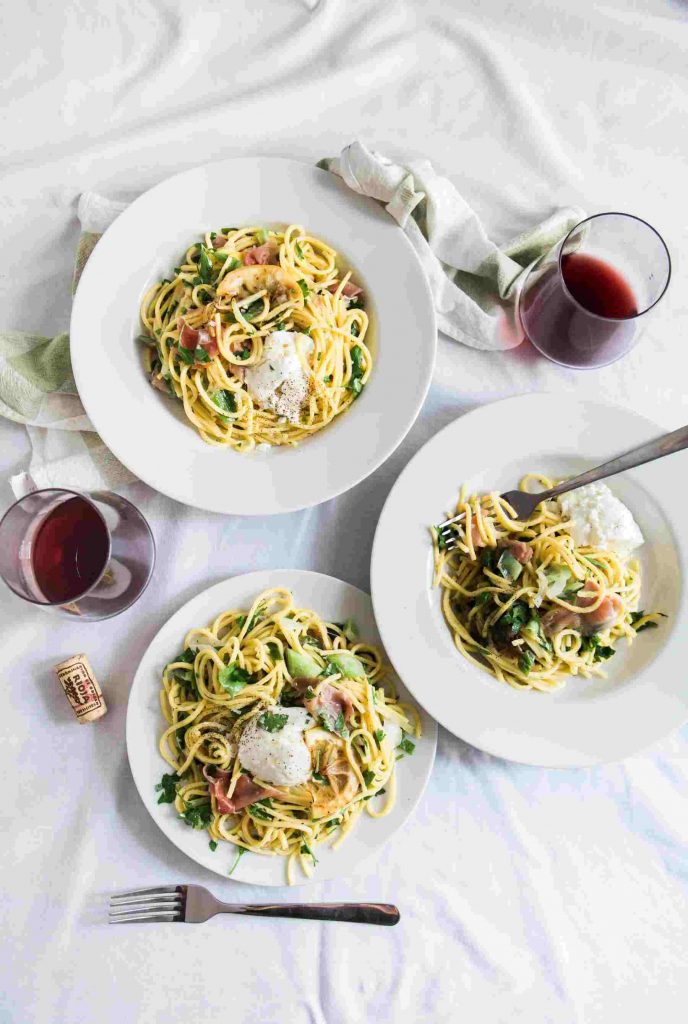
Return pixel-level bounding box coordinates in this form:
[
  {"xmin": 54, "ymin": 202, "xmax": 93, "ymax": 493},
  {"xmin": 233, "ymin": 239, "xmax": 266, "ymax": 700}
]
[
  {"xmin": 156, "ymin": 587, "xmax": 419, "ymax": 883},
  {"xmin": 139, "ymin": 225, "xmax": 370, "ymax": 451},
  {"xmin": 432, "ymin": 474, "xmax": 663, "ymax": 692}
]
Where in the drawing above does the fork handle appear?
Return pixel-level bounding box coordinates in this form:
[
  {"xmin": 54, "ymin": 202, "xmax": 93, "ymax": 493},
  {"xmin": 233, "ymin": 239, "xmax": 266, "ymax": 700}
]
[
  {"xmin": 219, "ymin": 902, "xmax": 400, "ymax": 926},
  {"xmin": 545, "ymin": 424, "xmax": 688, "ymax": 500}
]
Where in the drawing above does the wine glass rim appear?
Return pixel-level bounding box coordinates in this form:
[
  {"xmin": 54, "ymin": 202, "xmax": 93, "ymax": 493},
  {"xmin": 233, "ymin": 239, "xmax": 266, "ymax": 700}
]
[
  {"xmin": 557, "ymin": 211, "xmax": 672, "ymax": 321},
  {"xmin": 0, "ymin": 487, "xmax": 112, "ymax": 608}
]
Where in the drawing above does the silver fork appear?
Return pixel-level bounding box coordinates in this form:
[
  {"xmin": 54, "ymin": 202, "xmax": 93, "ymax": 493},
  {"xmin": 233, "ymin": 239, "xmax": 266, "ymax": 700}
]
[
  {"xmin": 108, "ymin": 885, "xmax": 400, "ymax": 926},
  {"xmin": 436, "ymin": 423, "xmax": 688, "ymax": 552}
]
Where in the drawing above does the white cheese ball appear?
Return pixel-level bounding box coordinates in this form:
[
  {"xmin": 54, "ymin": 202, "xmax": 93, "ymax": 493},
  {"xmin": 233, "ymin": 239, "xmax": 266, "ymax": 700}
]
[
  {"xmin": 558, "ymin": 483, "xmax": 643, "ymax": 556},
  {"xmin": 238, "ymin": 707, "xmax": 313, "ymax": 786}
]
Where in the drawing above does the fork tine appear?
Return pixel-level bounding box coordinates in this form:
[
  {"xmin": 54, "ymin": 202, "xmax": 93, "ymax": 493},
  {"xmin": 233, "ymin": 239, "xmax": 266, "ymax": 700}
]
[
  {"xmin": 110, "ymin": 892, "xmax": 181, "ymax": 907},
  {"xmin": 110, "ymin": 885, "xmax": 181, "ymax": 900},
  {"xmin": 108, "ymin": 911, "xmax": 181, "ymax": 924},
  {"xmin": 109, "ymin": 900, "xmax": 183, "ymax": 916}
]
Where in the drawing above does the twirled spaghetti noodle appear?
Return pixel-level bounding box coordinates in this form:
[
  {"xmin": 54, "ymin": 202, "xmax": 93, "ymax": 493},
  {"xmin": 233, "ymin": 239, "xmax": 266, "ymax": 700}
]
[
  {"xmin": 157, "ymin": 588, "xmax": 419, "ymax": 882},
  {"xmin": 139, "ymin": 225, "xmax": 370, "ymax": 451},
  {"xmin": 432, "ymin": 474, "xmax": 663, "ymax": 692}
]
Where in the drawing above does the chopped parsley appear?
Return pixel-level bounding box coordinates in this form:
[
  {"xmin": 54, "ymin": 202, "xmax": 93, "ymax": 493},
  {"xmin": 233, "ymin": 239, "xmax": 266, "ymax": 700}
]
[
  {"xmin": 362, "ymin": 769, "xmax": 376, "ymax": 787},
  {"xmin": 209, "ymin": 840, "xmax": 218, "ymax": 852},
  {"xmin": 581, "ymin": 633, "xmax": 616, "ymax": 661},
  {"xmin": 258, "ymin": 711, "xmax": 289, "ymax": 732},
  {"xmin": 198, "ymin": 245, "xmax": 213, "ymax": 284},
  {"xmin": 218, "ymin": 662, "xmax": 251, "ymax": 696},
  {"xmin": 398, "ymin": 736, "xmax": 416, "ymax": 755},
  {"xmin": 348, "ymin": 345, "xmax": 365, "ymax": 397},
  {"xmin": 212, "ymin": 389, "xmax": 237, "ymax": 415},
  {"xmin": 518, "ymin": 649, "xmax": 536, "ymax": 675},
  {"xmin": 491, "ymin": 601, "xmax": 529, "ymax": 646},
  {"xmin": 374, "ymin": 728, "xmax": 386, "ymax": 744},
  {"xmin": 300, "ymin": 842, "xmax": 317, "ymax": 865},
  {"xmin": 249, "ymin": 802, "xmax": 273, "ymax": 820},
  {"xmin": 155, "ymin": 772, "xmax": 179, "ymax": 804},
  {"xmin": 297, "ymin": 279, "xmax": 309, "ymax": 300},
  {"xmin": 266, "ymin": 641, "xmax": 282, "ymax": 661},
  {"xmin": 242, "ymin": 299, "xmax": 263, "ymax": 321},
  {"xmin": 179, "ymin": 800, "xmax": 213, "ymax": 830},
  {"xmin": 317, "ymin": 710, "xmax": 348, "ymax": 737},
  {"xmin": 295, "ymin": 240, "xmax": 304, "ymax": 259},
  {"xmin": 630, "ymin": 610, "xmax": 666, "ymax": 633}
]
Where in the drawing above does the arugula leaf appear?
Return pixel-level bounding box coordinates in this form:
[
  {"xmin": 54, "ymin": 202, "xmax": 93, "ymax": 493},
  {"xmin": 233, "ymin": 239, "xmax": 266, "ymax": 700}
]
[
  {"xmin": 258, "ymin": 711, "xmax": 289, "ymax": 732},
  {"xmin": 491, "ymin": 601, "xmax": 529, "ymax": 645},
  {"xmin": 193, "ymin": 346, "xmax": 211, "ymax": 363},
  {"xmin": 398, "ymin": 736, "xmax": 415, "ymax": 755},
  {"xmin": 199, "ymin": 245, "xmax": 213, "ymax": 284},
  {"xmin": 295, "ymin": 240, "xmax": 304, "ymax": 259},
  {"xmin": 374, "ymin": 728, "xmax": 386, "ymax": 744},
  {"xmin": 351, "ymin": 321, "xmax": 360, "ymax": 338},
  {"xmin": 155, "ymin": 772, "xmax": 179, "ymax": 804},
  {"xmin": 228, "ymin": 846, "xmax": 246, "ymax": 876},
  {"xmin": 209, "ymin": 840, "xmax": 218, "ymax": 852},
  {"xmin": 212, "ymin": 389, "xmax": 237, "ymax": 415},
  {"xmin": 518, "ymin": 649, "xmax": 536, "ymax": 675},
  {"xmin": 266, "ymin": 641, "xmax": 282, "ymax": 661},
  {"xmin": 362, "ymin": 769, "xmax": 376, "ymax": 787},
  {"xmin": 179, "ymin": 801, "xmax": 213, "ymax": 830},
  {"xmin": 297, "ymin": 279, "xmax": 309, "ymax": 299},
  {"xmin": 594, "ymin": 644, "xmax": 616, "ymax": 662},
  {"xmin": 581, "ymin": 633, "xmax": 616, "ymax": 662},
  {"xmin": 246, "ymin": 601, "xmax": 267, "ymax": 633},
  {"xmin": 218, "ymin": 662, "xmax": 251, "ymax": 696}
]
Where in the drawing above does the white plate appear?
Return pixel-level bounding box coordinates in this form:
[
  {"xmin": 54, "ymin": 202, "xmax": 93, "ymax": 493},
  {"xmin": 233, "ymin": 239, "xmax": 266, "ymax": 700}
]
[
  {"xmin": 70, "ymin": 158, "xmax": 436, "ymax": 515},
  {"xmin": 371, "ymin": 394, "xmax": 687, "ymax": 767},
  {"xmin": 126, "ymin": 570, "xmax": 437, "ymax": 886}
]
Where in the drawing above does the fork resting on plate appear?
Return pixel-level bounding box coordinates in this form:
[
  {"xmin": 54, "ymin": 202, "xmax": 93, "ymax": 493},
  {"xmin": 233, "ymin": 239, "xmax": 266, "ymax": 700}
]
[{"xmin": 109, "ymin": 884, "xmax": 400, "ymax": 926}]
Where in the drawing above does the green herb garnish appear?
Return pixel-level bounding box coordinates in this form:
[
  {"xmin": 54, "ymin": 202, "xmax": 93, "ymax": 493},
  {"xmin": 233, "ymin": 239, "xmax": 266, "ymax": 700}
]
[
  {"xmin": 228, "ymin": 846, "xmax": 246, "ymax": 876},
  {"xmin": 362, "ymin": 769, "xmax": 376, "ymax": 787},
  {"xmin": 518, "ymin": 649, "xmax": 536, "ymax": 675},
  {"xmin": 209, "ymin": 840, "xmax": 218, "ymax": 852},
  {"xmin": 374, "ymin": 728, "xmax": 386, "ymax": 744},
  {"xmin": 212, "ymin": 389, "xmax": 237, "ymax": 415},
  {"xmin": 179, "ymin": 800, "xmax": 213, "ymax": 830},
  {"xmin": 198, "ymin": 245, "xmax": 213, "ymax": 284},
  {"xmin": 295, "ymin": 240, "xmax": 304, "ymax": 259},
  {"xmin": 155, "ymin": 772, "xmax": 179, "ymax": 804},
  {"xmin": 297, "ymin": 279, "xmax": 309, "ymax": 299},
  {"xmin": 218, "ymin": 663, "xmax": 251, "ymax": 696},
  {"xmin": 258, "ymin": 711, "xmax": 289, "ymax": 732},
  {"xmin": 398, "ymin": 736, "xmax": 415, "ymax": 755}
]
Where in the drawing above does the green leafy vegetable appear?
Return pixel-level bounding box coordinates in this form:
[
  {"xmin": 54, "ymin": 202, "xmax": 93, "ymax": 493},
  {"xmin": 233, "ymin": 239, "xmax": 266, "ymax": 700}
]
[
  {"xmin": 155, "ymin": 772, "xmax": 179, "ymax": 804},
  {"xmin": 193, "ymin": 346, "xmax": 211, "ymax": 363},
  {"xmin": 179, "ymin": 801, "xmax": 213, "ymax": 830},
  {"xmin": 177, "ymin": 345, "xmax": 196, "ymax": 365},
  {"xmin": 362, "ymin": 770, "xmax": 376, "ymax": 787},
  {"xmin": 435, "ymin": 526, "xmax": 448, "ymax": 552},
  {"xmin": 228, "ymin": 846, "xmax": 246, "ymax": 876},
  {"xmin": 295, "ymin": 240, "xmax": 304, "ymax": 259},
  {"xmin": 341, "ymin": 618, "xmax": 359, "ymax": 642},
  {"xmin": 518, "ymin": 649, "xmax": 536, "ymax": 675},
  {"xmin": 348, "ymin": 345, "xmax": 365, "ymax": 397},
  {"xmin": 137, "ymin": 333, "xmax": 156, "ymax": 348},
  {"xmin": 245, "ymin": 601, "xmax": 267, "ymax": 633},
  {"xmin": 285, "ymin": 649, "xmax": 321, "ymax": 678},
  {"xmin": 581, "ymin": 633, "xmax": 616, "ymax": 662},
  {"xmin": 218, "ymin": 662, "xmax": 251, "ymax": 696},
  {"xmin": 630, "ymin": 611, "xmax": 666, "ymax": 633},
  {"xmin": 242, "ymin": 299, "xmax": 264, "ymax": 321},
  {"xmin": 300, "ymin": 842, "xmax": 317, "ymax": 865},
  {"xmin": 199, "ymin": 245, "xmax": 213, "ymax": 284},
  {"xmin": 491, "ymin": 601, "xmax": 529, "ymax": 646},
  {"xmin": 258, "ymin": 711, "xmax": 289, "ymax": 732},
  {"xmin": 476, "ymin": 591, "xmax": 493, "ymax": 607},
  {"xmin": 312, "ymin": 772, "xmax": 327, "ymax": 784},
  {"xmin": 522, "ymin": 616, "xmax": 549, "ymax": 649},
  {"xmin": 333, "ymin": 711, "xmax": 348, "ymax": 737},
  {"xmin": 481, "ymin": 548, "xmax": 497, "ymax": 572},
  {"xmin": 249, "ymin": 803, "xmax": 273, "ymax": 821},
  {"xmin": 212, "ymin": 389, "xmax": 237, "ymax": 415},
  {"xmin": 266, "ymin": 641, "xmax": 282, "ymax": 661},
  {"xmin": 297, "ymin": 279, "xmax": 309, "ymax": 299},
  {"xmin": 351, "ymin": 321, "xmax": 360, "ymax": 338},
  {"xmin": 544, "ymin": 565, "xmax": 574, "ymax": 599},
  {"xmin": 398, "ymin": 736, "xmax": 415, "ymax": 755},
  {"xmin": 209, "ymin": 840, "xmax": 218, "ymax": 852},
  {"xmin": 255, "ymin": 228, "xmax": 268, "ymax": 244},
  {"xmin": 374, "ymin": 728, "xmax": 386, "ymax": 744}
]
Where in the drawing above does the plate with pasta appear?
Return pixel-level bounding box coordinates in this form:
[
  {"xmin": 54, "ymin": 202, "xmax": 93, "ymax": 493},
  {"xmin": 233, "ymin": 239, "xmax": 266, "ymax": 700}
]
[
  {"xmin": 70, "ymin": 158, "xmax": 436, "ymax": 514},
  {"xmin": 126, "ymin": 570, "xmax": 437, "ymax": 886},
  {"xmin": 371, "ymin": 395, "xmax": 687, "ymax": 766}
]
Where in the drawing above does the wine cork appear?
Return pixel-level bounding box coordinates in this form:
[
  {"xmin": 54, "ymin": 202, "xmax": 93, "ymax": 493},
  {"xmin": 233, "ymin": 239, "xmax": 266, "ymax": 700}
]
[{"xmin": 54, "ymin": 654, "xmax": 107, "ymax": 724}]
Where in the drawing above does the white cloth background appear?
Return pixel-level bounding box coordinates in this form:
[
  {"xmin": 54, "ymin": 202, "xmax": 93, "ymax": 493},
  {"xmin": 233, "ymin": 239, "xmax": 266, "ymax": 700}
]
[{"xmin": 1, "ymin": 2, "xmax": 687, "ymax": 1022}]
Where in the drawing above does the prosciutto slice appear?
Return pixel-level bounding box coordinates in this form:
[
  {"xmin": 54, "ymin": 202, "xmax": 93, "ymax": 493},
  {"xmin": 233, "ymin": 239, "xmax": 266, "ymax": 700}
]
[
  {"xmin": 305, "ymin": 683, "xmax": 354, "ymax": 729},
  {"xmin": 179, "ymin": 319, "xmax": 218, "ymax": 359},
  {"xmin": 203, "ymin": 767, "xmax": 278, "ymax": 814},
  {"xmin": 242, "ymin": 241, "xmax": 279, "ymax": 266},
  {"xmin": 329, "ymin": 280, "xmax": 363, "ymax": 301},
  {"xmin": 541, "ymin": 579, "xmax": 623, "ymax": 636}
]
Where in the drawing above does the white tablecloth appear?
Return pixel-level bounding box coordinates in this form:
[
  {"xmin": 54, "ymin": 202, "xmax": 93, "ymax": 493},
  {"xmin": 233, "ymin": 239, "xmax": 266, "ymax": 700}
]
[{"xmin": 2, "ymin": 2, "xmax": 688, "ymax": 1022}]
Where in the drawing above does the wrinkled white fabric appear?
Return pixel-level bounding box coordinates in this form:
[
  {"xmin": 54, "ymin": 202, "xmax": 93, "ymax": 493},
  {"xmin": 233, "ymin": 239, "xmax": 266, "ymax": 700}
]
[{"xmin": 1, "ymin": 2, "xmax": 688, "ymax": 1024}]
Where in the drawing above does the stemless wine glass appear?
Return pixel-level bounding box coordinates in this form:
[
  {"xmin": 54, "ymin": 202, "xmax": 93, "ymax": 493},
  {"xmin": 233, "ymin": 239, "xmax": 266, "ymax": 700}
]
[
  {"xmin": 518, "ymin": 212, "xmax": 671, "ymax": 368},
  {"xmin": 0, "ymin": 489, "xmax": 155, "ymax": 620}
]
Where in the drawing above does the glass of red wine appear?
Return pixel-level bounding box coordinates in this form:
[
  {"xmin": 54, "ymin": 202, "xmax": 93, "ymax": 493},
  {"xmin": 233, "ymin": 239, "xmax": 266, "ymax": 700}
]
[
  {"xmin": 518, "ymin": 212, "xmax": 671, "ymax": 368},
  {"xmin": 0, "ymin": 489, "xmax": 155, "ymax": 620}
]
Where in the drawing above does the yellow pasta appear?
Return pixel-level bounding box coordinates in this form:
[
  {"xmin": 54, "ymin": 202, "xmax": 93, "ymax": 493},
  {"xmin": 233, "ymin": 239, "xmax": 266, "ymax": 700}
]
[
  {"xmin": 156, "ymin": 587, "xmax": 419, "ymax": 882},
  {"xmin": 432, "ymin": 475, "xmax": 664, "ymax": 692},
  {"xmin": 140, "ymin": 225, "xmax": 370, "ymax": 451}
]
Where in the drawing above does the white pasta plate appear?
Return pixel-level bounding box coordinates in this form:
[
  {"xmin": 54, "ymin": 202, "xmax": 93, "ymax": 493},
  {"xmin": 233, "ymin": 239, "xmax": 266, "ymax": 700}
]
[
  {"xmin": 70, "ymin": 157, "xmax": 436, "ymax": 514},
  {"xmin": 370, "ymin": 394, "xmax": 687, "ymax": 766},
  {"xmin": 126, "ymin": 570, "xmax": 437, "ymax": 886}
]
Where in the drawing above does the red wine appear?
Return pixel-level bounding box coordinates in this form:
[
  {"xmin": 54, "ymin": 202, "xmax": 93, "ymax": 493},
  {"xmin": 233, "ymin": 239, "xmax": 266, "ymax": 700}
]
[
  {"xmin": 561, "ymin": 253, "xmax": 637, "ymax": 319},
  {"xmin": 519, "ymin": 253, "xmax": 640, "ymax": 368},
  {"xmin": 31, "ymin": 496, "xmax": 110, "ymax": 603}
]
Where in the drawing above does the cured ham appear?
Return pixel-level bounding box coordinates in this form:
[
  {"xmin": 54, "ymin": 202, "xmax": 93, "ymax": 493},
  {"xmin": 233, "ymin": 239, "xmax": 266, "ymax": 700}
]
[
  {"xmin": 243, "ymin": 241, "xmax": 280, "ymax": 266},
  {"xmin": 178, "ymin": 319, "xmax": 218, "ymax": 359},
  {"xmin": 203, "ymin": 767, "xmax": 278, "ymax": 814},
  {"xmin": 505, "ymin": 540, "xmax": 534, "ymax": 564},
  {"xmin": 541, "ymin": 579, "xmax": 623, "ymax": 636},
  {"xmin": 304, "ymin": 682, "xmax": 354, "ymax": 729},
  {"xmin": 329, "ymin": 280, "xmax": 363, "ymax": 301}
]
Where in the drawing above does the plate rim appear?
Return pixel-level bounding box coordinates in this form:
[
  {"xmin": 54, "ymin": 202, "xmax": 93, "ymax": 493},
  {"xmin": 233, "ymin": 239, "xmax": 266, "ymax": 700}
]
[
  {"xmin": 70, "ymin": 156, "xmax": 437, "ymax": 515},
  {"xmin": 125, "ymin": 568, "xmax": 438, "ymax": 887},
  {"xmin": 370, "ymin": 392, "xmax": 688, "ymax": 767}
]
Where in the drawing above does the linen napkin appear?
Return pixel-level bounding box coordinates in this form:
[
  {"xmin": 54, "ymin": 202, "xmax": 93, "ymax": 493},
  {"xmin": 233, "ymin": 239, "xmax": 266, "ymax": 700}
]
[
  {"xmin": 1, "ymin": 143, "xmax": 585, "ymax": 496},
  {"xmin": 319, "ymin": 141, "xmax": 585, "ymax": 350}
]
